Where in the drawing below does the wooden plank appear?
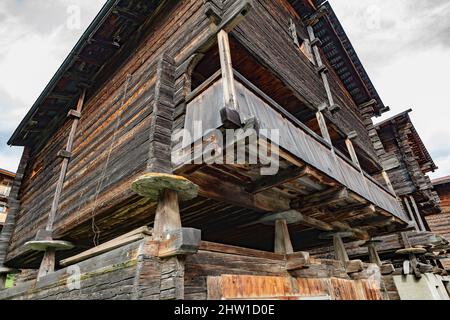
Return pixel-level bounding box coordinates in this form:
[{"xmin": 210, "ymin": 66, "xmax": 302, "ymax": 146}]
[
  {"xmin": 199, "ymin": 241, "xmax": 285, "ymax": 261},
  {"xmin": 60, "ymin": 233, "xmax": 147, "ymax": 267}
]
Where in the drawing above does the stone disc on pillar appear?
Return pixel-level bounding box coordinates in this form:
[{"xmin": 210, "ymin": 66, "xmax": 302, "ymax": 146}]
[
  {"xmin": 395, "ymin": 247, "xmax": 427, "ymax": 255},
  {"xmin": 24, "ymin": 240, "xmax": 74, "ymax": 252},
  {"xmin": 132, "ymin": 173, "xmax": 199, "ymax": 201}
]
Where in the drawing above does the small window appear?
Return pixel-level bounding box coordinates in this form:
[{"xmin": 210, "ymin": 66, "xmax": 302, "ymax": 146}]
[{"xmin": 0, "ymin": 203, "xmax": 7, "ymax": 213}]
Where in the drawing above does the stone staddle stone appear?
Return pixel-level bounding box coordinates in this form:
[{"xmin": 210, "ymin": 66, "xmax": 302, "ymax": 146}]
[
  {"xmin": 132, "ymin": 173, "xmax": 199, "ymax": 201},
  {"xmin": 24, "ymin": 240, "xmax": 74, "ymax": 252},
  {"xmin": 395, "ymin": 247, "xmax": 427, "ymax": 255}
]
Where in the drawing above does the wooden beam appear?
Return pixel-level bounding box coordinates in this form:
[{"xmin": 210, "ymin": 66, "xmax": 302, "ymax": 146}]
[
  {"xmin": 187, "ymin": 171, "xmax": 291, "ymax": 213},
  {"xmin": 274, "ymin": 220, "xmax": 294, "ymax": 254},
  {"xmin": 246, "ymin": 166, "xmax": 307, "ymax": 194}
]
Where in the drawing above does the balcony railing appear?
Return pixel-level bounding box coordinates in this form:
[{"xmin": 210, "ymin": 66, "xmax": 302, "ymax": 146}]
[{"xmin": 182, "ymin": 70, "xmax": 407, "ymax": 222}]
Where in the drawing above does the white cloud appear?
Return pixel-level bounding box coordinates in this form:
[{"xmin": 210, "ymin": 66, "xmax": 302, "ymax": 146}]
[
  {"xmin": 329, "ymin": 0, "xmax": 450, "ymax": 179},
  {"xmin": 0, "ymin": 0, "xmax": 106, "ymax": 171}
]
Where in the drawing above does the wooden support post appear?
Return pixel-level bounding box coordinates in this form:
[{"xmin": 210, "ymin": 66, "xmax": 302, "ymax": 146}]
[
  {"xmin": 345, "ymin": 132, "xmax": 361, "ymax": 169},
  {"xmin": 333, "ymin": 234, "xmax": 349, "ymax": 265},
  {"xmin": 218, "ymin": 30, "xmax": 241, "ymax": 128},
  {"xmin": 316, "ymin": 110, "xmax": 332, "ymax": 145},
  {"xmin": 367, "ymin": 242, "xmax": 382, "ymax": 267},
  {"xmin": 403, "ymin": 197, "xmax": 419, "ymax": 231},
  {"xmin": 274, "ymin": 220, "xmax": 294, "ymax": 254},
  {"xmin": 409, "ymin": 196, "xmax": 427, "ymax": 232},
  {"xmin": 153, "ymin": 190, "xmax": 182, "ymax": 240}
]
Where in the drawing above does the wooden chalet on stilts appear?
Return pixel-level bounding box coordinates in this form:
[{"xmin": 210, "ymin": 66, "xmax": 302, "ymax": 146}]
[{"xmin": 0, "ymin": 0, "xmax": 447, "ymax": 300}]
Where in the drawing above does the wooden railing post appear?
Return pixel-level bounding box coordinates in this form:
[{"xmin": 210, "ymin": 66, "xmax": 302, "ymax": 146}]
[{"xmin": 217, "ymin": 30, "xmax": 241, "ymax": 128}]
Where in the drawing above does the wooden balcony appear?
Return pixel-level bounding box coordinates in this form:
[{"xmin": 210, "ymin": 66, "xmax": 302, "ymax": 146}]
[{"xmin": 173, "ymin": 70, "xmax": 409, "ymax": 249}]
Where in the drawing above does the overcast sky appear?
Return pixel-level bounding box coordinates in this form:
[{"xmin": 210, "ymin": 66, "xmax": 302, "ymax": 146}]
[{"xmin": 0, "ymin": 0, "xmax": 449, "ymax": 179}]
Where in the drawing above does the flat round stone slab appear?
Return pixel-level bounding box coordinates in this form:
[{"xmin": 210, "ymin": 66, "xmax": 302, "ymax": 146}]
[
  {"xmin": 396, "ymin": 247, "xmax": 427, "ymax": 255},
  {"xmin": 24, "ymin": 240, "xmax": 74, "ymax": 252},
  {"xmin": 132, "ymin": 173, "xmax": 199, "ymax": 201}
]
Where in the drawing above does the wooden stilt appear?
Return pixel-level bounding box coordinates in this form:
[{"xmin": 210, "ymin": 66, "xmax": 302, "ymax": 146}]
[
  {"xmin": 333, "ymin": 234, "xmax": 349, "ymax": 264},
  {"xmin": 274, "ymin": 219, "xmax": 294, "ymax": 254},
  {"xmin": 37, "ymin": 250, "xmax": 56, "ymax": 281},
  {"xmin": 154, "ymin": 190, "xmax": 182, "ymax": 240},
  {"xmin": 363, "ymin": 240, "xmax": 383, "ymax": 266}
]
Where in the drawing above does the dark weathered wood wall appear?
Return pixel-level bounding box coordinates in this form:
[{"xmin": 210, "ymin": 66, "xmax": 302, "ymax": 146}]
[{"xmin": 7, "ymin": 0, "xmax": 209, "ymax": 263}]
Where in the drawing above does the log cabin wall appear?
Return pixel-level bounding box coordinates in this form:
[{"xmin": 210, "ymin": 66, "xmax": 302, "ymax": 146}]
[
  {"xmin": 5, "ymin": 0, "xmax": 211, "ymax": 265},
  {"xmin": 0, "ymin": 239, "xmax": 384, "ymax": 300}
]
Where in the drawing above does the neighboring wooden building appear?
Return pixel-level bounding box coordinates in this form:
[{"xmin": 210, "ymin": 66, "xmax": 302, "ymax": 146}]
[
  {"xmin": 0, "ymin": 169, "xmax": 15, "ymax": 232},
  {"xmin": 376, "ymin": 110, "xmax": 441, "ymax": 227},
  {"xmin": 428, "ymin": 177, "xmax": 450, "ymax": 270},
  {"xmin": 310, "ymin": 110, "xmax": 450, "ymax": 300},
  {"xmin": 0, "ymin": 0, "xmax": 442, "ymax": 300}
]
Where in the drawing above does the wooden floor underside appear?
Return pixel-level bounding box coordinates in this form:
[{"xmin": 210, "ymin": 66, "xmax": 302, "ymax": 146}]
[{"xmin": 7, "ymin": 154, "xmax": 408, "ymax": 269}]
